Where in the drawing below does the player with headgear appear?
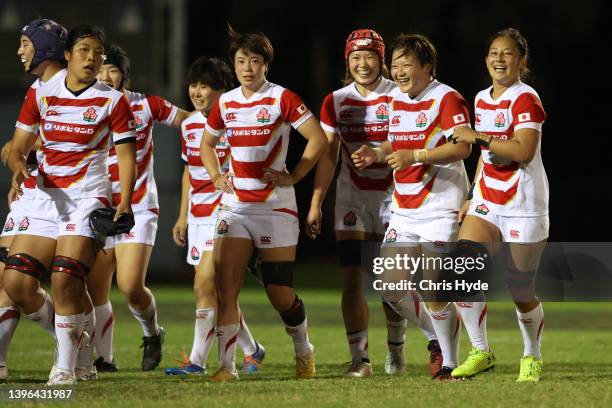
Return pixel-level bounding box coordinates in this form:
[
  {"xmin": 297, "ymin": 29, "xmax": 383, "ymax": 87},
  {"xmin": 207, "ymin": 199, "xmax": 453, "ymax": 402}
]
[
  {"xmin": 309, "ymin": 28, "xmax": 442, "ymax": 378},
  {"xmin": 0, "ymin": 18, "xmax": 68, "ymax": 384}
]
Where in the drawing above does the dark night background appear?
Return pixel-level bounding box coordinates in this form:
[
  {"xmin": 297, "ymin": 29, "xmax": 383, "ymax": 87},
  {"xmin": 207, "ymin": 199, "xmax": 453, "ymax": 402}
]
[{"xmin": 0, "ymin": 0, "xmax": 609, "ymax": 278}]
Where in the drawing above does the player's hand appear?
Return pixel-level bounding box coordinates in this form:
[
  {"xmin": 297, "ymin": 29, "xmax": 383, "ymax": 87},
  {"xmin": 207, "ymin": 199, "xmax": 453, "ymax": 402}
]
[
  {"xmin": 1, "ymin": 141, "xmax": 12, "ymax": 166},
  {"xmin": 458, "ymin": 200, "xmax": 470, "ymax": 224},
  {"xmin": 114, "ymin": 201, "xmax": 133, "ymax": 221},
  {"xmin": 351, "ymin": 145, "xmax": 376, "ymax": 169},
  {"xmin": 261, "ymin": 168, "xmax": 295, "ymax": 187},
  {"xmin": 7, "ymin": 187, "xmax": 19, "ymax": 207},
  {"xmin": 172, "ymin": 218, "xmax": 187, "ymax": 246},
  {"xmin": 450, "ymin": 126, "xmax": 477, "ymax": 144},
  {"xmin": 213, "ymin": 173, "xmax": 234, "ymax": 193},
  {"xmin": 11, "ymin": 163, "xmax": 30, "ymax": 196},
  {"xmin": 385, "ymin": 150, "xmax": 415, "ymax": 171},
  {"xmin": 305, "ymin": 205, "xmax": 322, "ymax": 239}
]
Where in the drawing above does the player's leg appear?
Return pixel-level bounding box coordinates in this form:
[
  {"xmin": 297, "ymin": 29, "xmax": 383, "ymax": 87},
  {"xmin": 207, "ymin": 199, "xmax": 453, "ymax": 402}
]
[
  {"xmin": 209, "ymin": 234, "xmax": 252, "ymax": 381},
  {"xmin": 50, "ymin": 234, "xmax": 97, "ymax": 384},
  {"xmin": 75, "ymin": 285, "xmax": 97, "ymax": 380},
  {"xmin": 3, "ymin": 234, "xmax": 56, "ymax": 335},
  {"xmin": 114, "ymin": 242, "xmax": 163, "ymax": 371},
  {"xmin": 336, "ymin": 230, "xmax": 372, "ymax": 377},
  {"xmin": 451, "ymin": 214, "xmax": 499, "ymax": 379},
  {"xmin": 507, "ymin": 228, "xmax": 547, "ymax": 383},
  {"xmin": 0, "ymin": 234, "xmax": 19, "ymax": 383},
  {"xmin": 87, "ymin": 247, "xmax": 117, "ymax": 372}
]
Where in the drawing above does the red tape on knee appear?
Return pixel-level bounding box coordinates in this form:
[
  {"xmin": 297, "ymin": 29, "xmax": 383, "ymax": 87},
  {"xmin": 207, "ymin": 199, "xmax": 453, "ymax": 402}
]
[{"xmin": 51, "ymin": 256, "xmax": 90, "ymax": 281}]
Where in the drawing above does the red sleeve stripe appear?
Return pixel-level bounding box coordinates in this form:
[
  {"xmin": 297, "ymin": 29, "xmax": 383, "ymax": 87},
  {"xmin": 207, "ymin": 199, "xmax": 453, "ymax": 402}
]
[
  {"xmin": 224, "ymin": 97, "xmax": 276, "ymax": 109},
  {"xmin": 393, "ymin": 99, "xmax": 434, "ymax": 112}
]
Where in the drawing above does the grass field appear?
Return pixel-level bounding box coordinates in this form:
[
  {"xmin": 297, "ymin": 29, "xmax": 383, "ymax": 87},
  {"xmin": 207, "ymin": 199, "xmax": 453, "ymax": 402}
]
[{"xmin": 3, "ymin": 286, "xmax": 612, "ymax": 407}]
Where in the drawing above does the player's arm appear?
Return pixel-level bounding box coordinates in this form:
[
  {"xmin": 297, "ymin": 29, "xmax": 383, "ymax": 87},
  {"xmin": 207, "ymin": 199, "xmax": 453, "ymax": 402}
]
[
  {"xmin": 172, "ymin": 165, "xmax": 190, "ymax": 246},
  {"xmin": 452, "ymin": 126, "xmax": 539, "ymax": 164},
  {"xmin": 263, "ymin": 117, "xmax": 327, "ymax": 187},
  {"xmin": 385, "ymin": 131, "xmax": 471, "ymax": 169},
  {"xmin": 305, "ymin": 130, "xmax": 339, "ymax": 239},
  {"xmin": 114, "ymin": 141, "xmax": 136, "ymax": 215},
  {"xmin": 200, "ymin": 130, "xmax": 232, "ymax": 193},
  {"xmin": 171, "ymin": 108, "xmax": 192, "ymax": 128},
  {"xmin": 352, "ymin": 140, "xmax": 392, "ymax": 169},
  {"xmin": 7, "ymin": 127, "xmax": 37, "ymax": 194}
]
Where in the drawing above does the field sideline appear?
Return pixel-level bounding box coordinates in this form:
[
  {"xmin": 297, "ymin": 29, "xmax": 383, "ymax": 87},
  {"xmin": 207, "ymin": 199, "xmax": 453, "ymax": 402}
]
[{"xmin": 3, "ymin": 286, "xmax": 612, "ymax": 407}]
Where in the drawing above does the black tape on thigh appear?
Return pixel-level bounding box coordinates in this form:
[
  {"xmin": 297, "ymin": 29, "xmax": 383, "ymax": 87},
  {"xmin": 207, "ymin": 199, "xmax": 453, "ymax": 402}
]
[
  {"xmin": 51, "ymin": 256, "xmax": 90, "ymax": 281},
  {"xmin": 338, "ymin": 239, "xmax": 362, "ymax": 267},
  {"xmin": 453, "ymin": 239, "xmax": 490, "ymax": 298},
  {"xmin": 280, "ymin": 295, "xmax": 306, "ymax": 327},
  {"xmin": 4, "ymin": 253, "xmax": 48, "ymax": 280},
  {"xmin": 261, "ymin": 261, "xmax": 294, "ymax": 287}
]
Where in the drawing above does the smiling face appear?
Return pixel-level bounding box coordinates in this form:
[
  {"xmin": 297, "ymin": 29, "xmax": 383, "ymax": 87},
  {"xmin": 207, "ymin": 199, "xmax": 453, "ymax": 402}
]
[
  {"xmin": 234, "ymin": 48, "xmax": 267, "ymax": 92},
  {"xmin": 486, "ymin": 36, "xmax": 526, "ymax": 88},
  {"xmin": 97, "ymin": 64, "xmax": 124, "ymax": 90},
  {"xmin": 390, "ymin": 48, "xmax": 432, "ymax": 97},
  {"xmin": 348, "ymin": 50, "xmax": 382, "ymax": 87},
  {"xmin": 188, "ymin": 81, "xmax": 223, "ymax": 114},
  {"xmin": 17, "ymin": 35, "xmax": 35, "ymax": 72},
  {"xmin": 65, "ymin": 36, "xmax": 105, "ymax": 85}
]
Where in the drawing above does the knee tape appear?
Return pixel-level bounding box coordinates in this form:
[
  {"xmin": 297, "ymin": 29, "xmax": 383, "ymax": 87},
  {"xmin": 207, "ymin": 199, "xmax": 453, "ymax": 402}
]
[
  {"xmin": 4, "ymin": 253, "xmax": 48, "ymax": 280},
  {"xmin": 261, "ymin": 261, "xmax": 294, "ymax": 287},
  {"xmin": 280, "ymin": 295, "xmax": 306, "ymax": 327},
  {"xmin": 506, "ymin": 266, "xmax": 536, "ymax": 290},
  {"xmin": 51, "ymin": 256, "xmax": 90, "ymax": 281},
  {"xmin": 338, "ymin": 239, "xmax": 361, "ymax": 267}
]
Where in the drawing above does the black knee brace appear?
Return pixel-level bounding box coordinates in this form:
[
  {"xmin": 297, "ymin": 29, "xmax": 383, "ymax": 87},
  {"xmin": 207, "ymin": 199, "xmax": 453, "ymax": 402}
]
[
  {"xmin": 0, "ymin": 246, "xmax": 8, "ymax": 263},
  {"xmin": 5, "ymin": 253, "xmax": 48, "ymax": 280},
  {"xmin": 338, "ymin": 239, "xmax": 362, "ymax": 267},
  {"xmin": 261, "ymin": 262, "xmax": 294, "ymax": 287},
  {"xmin": 51, "ymin": 256, "xmax": 90, "ymax": 281},
  {"xmin": 453, "ymin": 240, "xmax": 490, "ymax": 298},
  {"xmin": 280, "ymin": 295, "xmax": 306, "ymax": 327}
]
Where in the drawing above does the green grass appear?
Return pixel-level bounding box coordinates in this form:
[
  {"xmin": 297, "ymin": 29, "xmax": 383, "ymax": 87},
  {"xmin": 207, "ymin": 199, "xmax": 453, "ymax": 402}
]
[{"xmin": 3, "ymin": 287, "xmax": 612, "ymax": 407}]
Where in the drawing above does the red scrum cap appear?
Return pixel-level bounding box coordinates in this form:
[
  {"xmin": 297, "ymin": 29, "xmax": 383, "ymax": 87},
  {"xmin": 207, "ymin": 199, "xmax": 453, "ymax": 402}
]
[{"xmin": 344, "ymin": 29, "xmax": 385, "ymax": 62}]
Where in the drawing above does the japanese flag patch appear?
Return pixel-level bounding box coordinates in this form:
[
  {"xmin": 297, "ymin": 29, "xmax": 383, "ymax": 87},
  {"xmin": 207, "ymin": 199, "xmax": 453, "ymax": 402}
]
[
  {"xmin": 453, "ymin": 114, "xmax": 466, "ymax": 124},
  {"xmin": 518, "ymin": 112, "xmax": 531, "ymax": 123}
]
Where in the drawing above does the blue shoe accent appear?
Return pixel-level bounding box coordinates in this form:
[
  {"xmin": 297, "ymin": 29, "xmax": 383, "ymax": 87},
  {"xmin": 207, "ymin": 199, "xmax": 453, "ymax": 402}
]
[
  {"xmin": 165, "ymin": 363, "xmax": 205, "ymax": 376},
  {"xmin": 242, "ymin": 343, "xmax": 265, "ymax": 373}
]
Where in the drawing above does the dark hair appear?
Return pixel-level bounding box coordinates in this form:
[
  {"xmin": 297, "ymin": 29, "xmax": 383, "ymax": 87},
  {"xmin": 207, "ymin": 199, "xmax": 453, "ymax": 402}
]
[
  {"xmin": 104, "ymin": 44, "xmax": 130, "ymax": 86},
  {"xmin": 65, "ymin": 25, "xmax": 105, "ymax": 52},
  {"xmin": 390, "ymin": 34, "xmax": 437, "ymax": 78},
  {"xmin": 227, "ymin": 24, "xmax": 274, "ymax": 67},
  {"xmin": 186, "ymin": 56, "xmax": 234, "ymax": 91},
  {"xmin": 488, "ymin": 28, "xmax": 530, "ymax": 79}
]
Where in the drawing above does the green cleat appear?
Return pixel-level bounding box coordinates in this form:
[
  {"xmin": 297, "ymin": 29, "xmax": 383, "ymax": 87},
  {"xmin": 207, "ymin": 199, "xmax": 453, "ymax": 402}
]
[
  {"xmin": 516, "ymin": 356, "xmax": 543, "ymax": 383},
  {"xmin": 451, "ymin": 347, "xmax": 495, "ymax": 379}
]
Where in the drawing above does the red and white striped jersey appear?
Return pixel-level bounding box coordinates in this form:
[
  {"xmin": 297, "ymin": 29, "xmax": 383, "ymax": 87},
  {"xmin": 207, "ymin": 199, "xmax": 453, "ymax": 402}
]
[
  {"xmin": 388, "ymin": 80, "xmax": 470, "ymax": 218},
  {"xmin": 15, "ymin": 80, "xmax": 136, "ymax": 201},
  {"xmin": 320, "ymin": 78, "xmax": 397, "ymax": 192},
  {"xmin": 181, "ymin": 111, "xmax": 230, "ymax": 224},
  {"xmin": 20, "ymin": 69, "xmax": 68, "ymax": 198},
  {"xmin": 108, "ymin": 90, "xmax": 178, "ymax": 210},
  {"xmin": 472, "ymin": 81, "xmax": 548, "ymax": 216},
  {"xmin": 206, "ymin": 81, "xmax": 313, "ymax": 212}
]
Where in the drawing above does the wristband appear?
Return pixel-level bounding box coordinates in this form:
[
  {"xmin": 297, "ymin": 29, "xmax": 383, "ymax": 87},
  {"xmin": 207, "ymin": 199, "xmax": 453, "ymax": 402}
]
[{"xmin": 474, "ymin": 133, "xmax": 493, "ymax": 148}]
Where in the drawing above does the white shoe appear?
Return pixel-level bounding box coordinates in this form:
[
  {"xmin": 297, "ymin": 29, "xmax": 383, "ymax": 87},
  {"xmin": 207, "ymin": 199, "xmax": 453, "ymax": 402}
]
[
  {"xmin": 47, "ymin": 366, "xmax": 76, "ymax": 386},
  {"xmin": 0, "ymin": 364, "xmax": 7, "ymax": 383},
  {"xmin": 385, "ymin": 348, "xmax": 406, "ymax": 375},
  {"xmin": 75, "ymin": 365, "xmax": 98, "ymax": 381}
]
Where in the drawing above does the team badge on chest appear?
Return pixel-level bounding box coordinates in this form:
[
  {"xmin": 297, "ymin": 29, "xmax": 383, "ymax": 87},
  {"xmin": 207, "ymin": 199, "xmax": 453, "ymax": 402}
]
[
  {"xmin": 494, "ymin": 112, "xmax": 506, "ymax": 128},
  {"xmin": 83, "ymin": 107, "xmax": 98, "ymax": 123},
  {"xmin": 256, "ymin": 108, "xmax": 271, "ymax": 123},
  {"xmin": 416, "ymin": 112, "xmax": 427, "ymax": 128},
  {"xmin": 376, "ymin": 104, "xmax": 388, "ymax": 120}
]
